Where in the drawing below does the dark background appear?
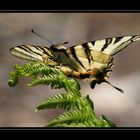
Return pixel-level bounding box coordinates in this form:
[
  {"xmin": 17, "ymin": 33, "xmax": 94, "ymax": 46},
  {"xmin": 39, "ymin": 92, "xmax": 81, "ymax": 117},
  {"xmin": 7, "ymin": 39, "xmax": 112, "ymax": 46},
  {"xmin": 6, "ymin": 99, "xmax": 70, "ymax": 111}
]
[{"xmin": 1, "ymin": 13, "xmax": 140, "ymax": 126}]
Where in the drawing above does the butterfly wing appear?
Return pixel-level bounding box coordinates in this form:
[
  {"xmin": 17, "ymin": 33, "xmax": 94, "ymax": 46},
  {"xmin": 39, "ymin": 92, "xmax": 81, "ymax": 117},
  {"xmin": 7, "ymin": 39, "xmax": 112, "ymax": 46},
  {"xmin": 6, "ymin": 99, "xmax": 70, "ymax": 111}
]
[
  {"xmin": 64, "ymin": 35, "xmax": 140, "ymax": 74},
  {"xmin": 10, "ymin": 35, "xmax": 140, "ymax": 92},
  {"xmin": 64, "ymin": 35, "xmax": 140, "ymax": 92},
  {"xmin": 10, "ymin": 45, "xmax": 58, "ymax": 66},
  {"xmin": 65, "ymin": 43, "xmax": 112, "ymax": 72},
  {"xmin": 86, "ymin": 35, "xmax": 140, "ymax": 56}
]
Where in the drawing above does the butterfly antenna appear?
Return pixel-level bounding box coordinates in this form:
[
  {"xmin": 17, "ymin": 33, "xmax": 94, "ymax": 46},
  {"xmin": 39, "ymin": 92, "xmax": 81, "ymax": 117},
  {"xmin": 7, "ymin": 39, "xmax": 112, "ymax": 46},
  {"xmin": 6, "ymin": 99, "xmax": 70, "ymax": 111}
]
[
  {"xmin": 105, "ymin": 80, "xmax": 124, "ymax": 93},
  {"xmin": 31, "ymin": 29, "xmax": 54, "ymax": 45}
]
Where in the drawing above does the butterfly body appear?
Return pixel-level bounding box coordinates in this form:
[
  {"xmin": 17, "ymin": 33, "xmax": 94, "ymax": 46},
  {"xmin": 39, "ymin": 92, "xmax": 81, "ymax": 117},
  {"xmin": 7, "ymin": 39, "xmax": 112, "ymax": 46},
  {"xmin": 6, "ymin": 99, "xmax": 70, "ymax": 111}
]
[
  {"xmin": 10, "ymin": 35, "xmax": 140, "ymax": 92},
  {"xmin": 50, "ymin": 43, "xmax": 114, "ymax": 88}
]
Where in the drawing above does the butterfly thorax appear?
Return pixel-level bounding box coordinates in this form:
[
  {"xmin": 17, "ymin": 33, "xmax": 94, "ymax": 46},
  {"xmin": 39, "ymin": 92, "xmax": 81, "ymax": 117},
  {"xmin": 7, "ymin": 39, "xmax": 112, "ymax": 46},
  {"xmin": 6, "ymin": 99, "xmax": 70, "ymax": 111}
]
[
  {"xmin": 50, "ymin": 44, "xmax": 84, "ymax": 71},
  {"xmin": 50, "ymin": 44, "xmax": 66, "ymax": 63}
]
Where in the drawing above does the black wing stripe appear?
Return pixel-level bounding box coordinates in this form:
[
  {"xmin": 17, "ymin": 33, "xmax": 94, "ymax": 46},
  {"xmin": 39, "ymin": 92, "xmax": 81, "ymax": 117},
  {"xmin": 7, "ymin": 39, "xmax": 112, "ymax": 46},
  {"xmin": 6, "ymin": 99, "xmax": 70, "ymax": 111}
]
[
  {"xmin": 112, "ymin": 36, "xmax": 135, "ymax": 55},
  {"xmin": 91, "ymin": 40, "xmax": 95, "ymax": 46},
  {"xmin": 16, "ymin": 46, "xmax": 30, "ymax": 54},
  {"xmin": 114, "ymin": 37, "xmax": 123, "ymax": 44},
  {"xmin": 17, "ymin": 45, "xmax": 41, "ymax": 56},
  {"xmin": 22, "ymin": 45, "xmax": 42, "ymax": 56},
  {"xmin": 70, "ymin": 47, "xmax": 86, "ymax": 69},
  {"xmin": 82, "ymin": 43, "xmax": 91, "ymax": 64},
  {"xmin": 39, "ymin": 47, "xmax": 53, "ymax": 58},
  {"xmin": 36, "ymin": 46, "xmax": 44, "ymax": 52},
  {"xmin": 101, "ymin": 38, "xmax": 112, "ymax": 52}
]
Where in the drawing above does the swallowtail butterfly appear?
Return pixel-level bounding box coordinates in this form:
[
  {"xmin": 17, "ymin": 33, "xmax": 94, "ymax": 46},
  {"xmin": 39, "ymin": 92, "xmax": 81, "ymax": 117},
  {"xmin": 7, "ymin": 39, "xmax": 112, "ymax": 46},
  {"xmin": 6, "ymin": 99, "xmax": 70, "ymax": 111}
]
[{"xmin": 10, "ymin": 35, "xmax": 140, "ymax": 92}]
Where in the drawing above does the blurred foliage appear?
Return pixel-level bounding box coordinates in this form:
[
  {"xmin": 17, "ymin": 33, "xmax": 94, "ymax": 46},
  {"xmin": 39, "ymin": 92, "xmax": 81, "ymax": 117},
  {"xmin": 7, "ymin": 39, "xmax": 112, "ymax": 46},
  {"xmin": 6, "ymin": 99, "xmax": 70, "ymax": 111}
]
[{"xmin": 8, "ymin": 62, "xmax": 116, "ymax": 127}]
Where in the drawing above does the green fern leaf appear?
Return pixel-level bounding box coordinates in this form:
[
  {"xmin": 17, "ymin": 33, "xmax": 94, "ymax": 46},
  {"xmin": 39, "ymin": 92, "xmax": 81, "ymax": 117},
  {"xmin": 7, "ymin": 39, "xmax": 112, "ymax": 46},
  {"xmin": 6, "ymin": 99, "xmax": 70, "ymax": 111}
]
[
  {"xmin": 36, "ymin": 92, "xmax": 80, "ymax": 111},
  {"xmin": 8, "ymin": 64, "xmax": 21, "ymax": 87},
  {"xmin": 29, "ymin": 74, "xmax": 80, "ymax": 94},
  {"xmin": 21, "ymin": 62, "xmax": 61, "ymax": 77},
  {"xmin": 46, "ymin": 108, "xmax": 94, "ymax": 127},
  {"xmin": 8, "ymin": 62, "xmax": 116, "ymax": 127},
  {"xmin": 46, "ymin": 108, "xmax": 115, "ymax": 127}
]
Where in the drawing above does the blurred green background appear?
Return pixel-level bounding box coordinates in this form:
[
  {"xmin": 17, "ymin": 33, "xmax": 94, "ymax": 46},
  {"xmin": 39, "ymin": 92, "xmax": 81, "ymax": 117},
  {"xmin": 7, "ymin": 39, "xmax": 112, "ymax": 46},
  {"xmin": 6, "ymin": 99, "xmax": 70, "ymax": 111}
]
[{"xmin": 1, "ymin": 13, "xmax": 140, "ymax": 127}]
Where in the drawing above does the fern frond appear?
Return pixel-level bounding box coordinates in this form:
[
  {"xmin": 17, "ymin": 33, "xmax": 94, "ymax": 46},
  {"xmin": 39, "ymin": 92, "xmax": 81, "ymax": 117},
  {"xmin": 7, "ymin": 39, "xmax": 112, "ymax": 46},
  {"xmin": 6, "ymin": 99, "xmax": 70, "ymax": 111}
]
[
  {"xmin": 29, "ymin": 74, "xmax": 79, "ymax": 93},
  {"xmin": 46, "ymin": 105, "xmax": 94, "ymax": 126},
  {"xmin": 21, "ymin": 62, "xmax": 61, "ymax": 77},
  {"xmin": 29, "ymin": 74, "xmax": 64, "ymax": 88},
  {"xmin": 46, "ymin": 108, "xmax": 114, "ymax": 127},
  {"xmin": 47, "ymin": 121, "xmax": 95, "ymax": 127},
  {"xmin": 36, "ymin": 93, "xmax": 94, "ymax": 111},
  {"xmin": 101, "ymin": 115, "xmax": 117, "ymax": 127},
  {"xmin": 8, "ymin": 62, "xmax": 116, "ymax": 127},
  {"xmin": 8, "ymin": 64, "xmax": 21, "ymax": 87},
  {"xmin": 8, "ymin": 62, "xmax": 80, "ymax": 94},
  {"xmin": 47, "ymin": 119, "xmax": 111, "ymax": 127},
  {"xmin": 36, "ymin": 92, "xmax": 80, "ymax": 111}
]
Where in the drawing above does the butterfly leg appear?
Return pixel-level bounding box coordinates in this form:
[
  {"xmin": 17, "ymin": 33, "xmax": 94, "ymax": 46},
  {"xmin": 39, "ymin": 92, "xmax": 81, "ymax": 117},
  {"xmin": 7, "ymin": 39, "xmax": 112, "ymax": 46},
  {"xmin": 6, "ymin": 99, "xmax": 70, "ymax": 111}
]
[
  {"xmin": 42, "ymin": 55, "xmax": 58, "ymax": 66},
  {"xmin": 42, "ymin": 55, "xmax": 50, "ymax": 64}
]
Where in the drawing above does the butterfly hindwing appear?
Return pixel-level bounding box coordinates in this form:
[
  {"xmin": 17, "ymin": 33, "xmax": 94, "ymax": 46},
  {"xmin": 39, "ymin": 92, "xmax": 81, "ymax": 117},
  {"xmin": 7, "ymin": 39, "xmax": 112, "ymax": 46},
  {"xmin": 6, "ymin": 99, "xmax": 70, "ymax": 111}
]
[{"xmin": 62, "ymin": 35, "xmax": 140, "ymax": 74}]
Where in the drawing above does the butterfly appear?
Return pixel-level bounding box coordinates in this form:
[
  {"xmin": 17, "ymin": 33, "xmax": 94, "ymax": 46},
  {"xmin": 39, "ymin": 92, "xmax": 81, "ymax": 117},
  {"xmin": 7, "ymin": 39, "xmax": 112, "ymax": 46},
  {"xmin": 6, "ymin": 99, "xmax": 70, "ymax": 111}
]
[{"xmin": 10, "ymin": 35, "xmax": 140, "ymax": 93}]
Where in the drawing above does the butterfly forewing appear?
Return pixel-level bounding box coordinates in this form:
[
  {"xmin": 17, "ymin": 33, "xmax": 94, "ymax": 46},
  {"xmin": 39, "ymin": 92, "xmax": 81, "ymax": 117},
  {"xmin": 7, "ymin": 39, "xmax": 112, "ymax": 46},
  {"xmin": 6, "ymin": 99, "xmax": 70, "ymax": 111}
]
[
  {"xmin": 86, "ymin": 35, "xmax": 140, "ymax": 56},
  {"xmin": 10, "ymin": 45, "xmax": 58, "ymax": 66}
]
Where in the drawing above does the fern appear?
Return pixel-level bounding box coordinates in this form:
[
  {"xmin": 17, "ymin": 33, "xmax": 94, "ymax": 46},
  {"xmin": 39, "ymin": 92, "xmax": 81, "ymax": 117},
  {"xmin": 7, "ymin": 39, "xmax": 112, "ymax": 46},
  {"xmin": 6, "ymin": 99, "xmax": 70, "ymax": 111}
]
[
  {"xmin": 36, "ymin": 94, "xmax": 93, "ymax": 111},
  {"xmin": 8, "ymin": 64, "xmax": 21, "ymax": 87},
  {"xmin": 36, "ymin": 92, "xmax": 80, "ymax": 110},
  {"xmin": 47, "ymin": 109, "xmax": 115, "ymax": 127},
  {"xmin": 8, "ymin": 62, "xmax": 116, "ymax": 127},
  {"xmin": 46, "ymin": 108, "xmax": 94, "ymax": 127}
]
